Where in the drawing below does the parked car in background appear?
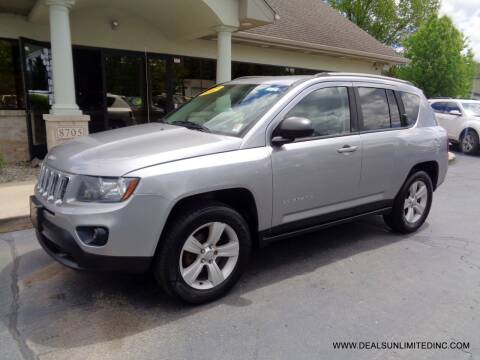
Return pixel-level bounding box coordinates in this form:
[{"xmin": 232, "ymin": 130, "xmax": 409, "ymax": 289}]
[
  {"xmin": 429, "ymin": 99, "xmax": 480, "ymax": 154},
  {"xmin": 31, "ymin": 73, "xmax": 448, "ymax": 304},
  {"xmin": 0, "ymin": 94, "xmax": 19, "ymax": 108},
  {"xmin": 106, "ymin": 93, "xmax": 136, "ymax": 129}
]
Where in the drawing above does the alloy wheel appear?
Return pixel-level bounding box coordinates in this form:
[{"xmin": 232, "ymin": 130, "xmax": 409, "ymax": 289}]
[
  {"xmin": 403, "ymin": 180, "xmax": 428, "ymax": 224},
  {"xmin": 462, "ymin": 133, "xmax": 475, "ymax": 153},
  {"xmin": 179, "ymin": 222, "xmax": 240, "ymax": 290}
]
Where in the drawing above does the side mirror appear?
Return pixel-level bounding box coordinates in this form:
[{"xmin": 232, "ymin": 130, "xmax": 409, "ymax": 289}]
[
  {"xmin": 448, "ymin": 109, "xmax": 462, "ymax": 116},
  {"xmin": 272, "ymin": 117, "xmax": 314, "ymax": 146}
]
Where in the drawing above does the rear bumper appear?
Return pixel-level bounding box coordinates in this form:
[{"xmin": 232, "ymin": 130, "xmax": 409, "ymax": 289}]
[{"xmin": 31, "ymin": 196, "xmax": 152, "ymax": 273}]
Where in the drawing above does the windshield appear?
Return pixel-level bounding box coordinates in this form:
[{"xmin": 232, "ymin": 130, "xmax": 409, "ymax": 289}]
[
  {"xmin": 164, "ymin": 83, "xmax": 289, "ymax": 136},
  {"xmin": 462, "ymin": 102, "xmax": 480, "ymax": 117}
]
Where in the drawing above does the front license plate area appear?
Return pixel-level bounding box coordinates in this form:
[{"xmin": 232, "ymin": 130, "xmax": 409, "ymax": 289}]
[{"xmin": 30, "ymin": 196, "xmax": 43, "ymax": 231}]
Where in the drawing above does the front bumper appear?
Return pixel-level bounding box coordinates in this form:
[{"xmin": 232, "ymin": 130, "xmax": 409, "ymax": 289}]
[{"xmin": 31, "ymin": 195, "xmax": 153, "ymax": 273}]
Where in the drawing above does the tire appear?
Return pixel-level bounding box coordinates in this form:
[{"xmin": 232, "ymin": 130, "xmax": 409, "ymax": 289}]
[
  {"xmin": 383, "ymin": 171, "xmax": 433, "ymax": 234},
  {"xmin": 153, "ymin": 201, "xmax": 251, "ymax": 304},
  {"xmin": 460, "ymin": 129, "xmax": 479, "ymax": 155}
]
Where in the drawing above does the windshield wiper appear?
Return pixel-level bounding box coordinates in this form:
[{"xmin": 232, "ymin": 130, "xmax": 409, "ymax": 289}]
[{"xmin": 171, "ymin": 120, "xmax": 210, "ymax": 132}]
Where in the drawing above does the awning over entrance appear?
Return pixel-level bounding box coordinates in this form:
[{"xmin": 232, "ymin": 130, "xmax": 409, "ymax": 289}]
[{"xmin": 27, "ymin": 0, "xmax": 276, "ymax": 40}]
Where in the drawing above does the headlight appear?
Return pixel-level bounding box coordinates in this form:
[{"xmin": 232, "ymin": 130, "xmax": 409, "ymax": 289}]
[{"xmin": 76, "ymin": 176, "xmax": 140, "ymax": 202}]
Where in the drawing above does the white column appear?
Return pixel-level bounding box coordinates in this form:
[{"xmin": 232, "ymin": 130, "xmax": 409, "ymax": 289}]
[
  {"xmin": 44, "ymin": 0, "xmax": 89, "ymax": 150},
  {"xmin": 46, "ymin": 0, "xmax": 81, "ymax": 115},
  {"xmin": 215, "ymin": 26, "xmax": 236, "ymax": 83}
]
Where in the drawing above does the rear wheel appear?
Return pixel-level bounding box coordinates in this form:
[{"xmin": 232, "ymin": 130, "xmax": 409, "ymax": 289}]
[
  {"xmin": 460, "ymin": 130, "xmax": 479, "ymax": 155},
  {"xmin": 154, "ymin": 202, "xmax": 251, "ymax": 304},
  {"xmin": 383, "ymin": 171, "xmax": 433, "ymax": 234}
]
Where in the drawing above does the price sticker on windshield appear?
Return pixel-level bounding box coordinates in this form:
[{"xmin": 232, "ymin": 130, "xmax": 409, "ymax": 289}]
[{"xmin": 199, "ymin": 85, "xmax": 224, "ymax": 96}]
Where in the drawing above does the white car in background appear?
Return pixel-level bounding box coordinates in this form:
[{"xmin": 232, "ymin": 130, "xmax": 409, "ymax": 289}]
[
  {"xmin": 107, "ymin": 93, "xmax": 136, "ymax": 129},
  {"xmin": 429, "ymin": 99, "xmax": 480, "ymax": 154}
]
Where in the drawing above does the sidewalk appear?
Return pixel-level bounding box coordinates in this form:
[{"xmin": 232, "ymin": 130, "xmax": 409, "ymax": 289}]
[{"xmin": 0, "ymin": 180, "xmax": 35, "ymax": 233}]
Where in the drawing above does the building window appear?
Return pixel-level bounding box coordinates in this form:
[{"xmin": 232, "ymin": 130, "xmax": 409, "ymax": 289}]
[
  {"xmin": 232, "ymin": 62, "xmax": 317, "ymax": 79},
  {"xmin": 105, "ymin": 53, "xmax": 148, "ymax": 128},
  {"xmin": 173, "ymin": 57, "xmax": 216, "ymax": 108},
  {"xmin": 0, "ymin": 39, "xmax": 24, "ymax": 109}
]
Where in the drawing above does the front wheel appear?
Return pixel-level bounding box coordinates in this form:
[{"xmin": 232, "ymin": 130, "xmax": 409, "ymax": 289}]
[
  {"xmin": 460, "ymin": 130, "xmax": 479, "ymax": 155},
  {"xmin": 154, "ymin": 202, "xmax": 251, "ymax": 304},
  {"xmin": 383, "ymin": 171, "xmax": 433, "ymax": 234}
]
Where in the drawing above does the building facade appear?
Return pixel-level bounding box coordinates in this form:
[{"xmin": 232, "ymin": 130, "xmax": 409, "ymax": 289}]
[{"xmin": 0, "ymin": 0, "xmax": 405, "ymax": 162}]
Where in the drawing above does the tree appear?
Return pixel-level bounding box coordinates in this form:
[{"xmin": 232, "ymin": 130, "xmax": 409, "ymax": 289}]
[
  {"xmin": 397, "ymin": 15, "xmax": 476, "ymax": 98},
  {"xmin": 326, "ymin": 0, "xmax": 439, "ymax": 46}
]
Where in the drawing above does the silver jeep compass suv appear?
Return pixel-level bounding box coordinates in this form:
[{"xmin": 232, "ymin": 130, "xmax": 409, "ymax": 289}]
[{"xmin": 31, "ymin": 73, "xmax": 448, "ymax": 303}]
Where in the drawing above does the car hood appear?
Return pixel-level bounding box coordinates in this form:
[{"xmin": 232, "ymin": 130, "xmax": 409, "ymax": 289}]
[{"xmin": 44, "ymin": 123, "xmax": 243, "ymax": 176}]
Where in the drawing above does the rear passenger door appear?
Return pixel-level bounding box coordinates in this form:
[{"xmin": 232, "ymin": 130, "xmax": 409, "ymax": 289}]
[{"xmin": 354, "ymin": 84, "xmax": 415, "ymax": 203}]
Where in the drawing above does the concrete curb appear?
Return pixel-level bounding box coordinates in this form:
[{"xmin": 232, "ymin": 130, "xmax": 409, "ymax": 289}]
[
  {"xmin": 448, "ymin": 152, "xmax": 456, "ymax": 163},
  {"xmin": 0, "ymin": 216, "xmax": 32, "ymax": 234}
]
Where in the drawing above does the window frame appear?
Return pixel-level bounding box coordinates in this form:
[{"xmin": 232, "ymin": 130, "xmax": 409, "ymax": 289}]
[
  {"xmin": 386, "ymin": 89, "xmax": 402, "ymax": 128},
  {"xmin": 269, "ymin": 83, "xmax": 358, "ymax": 144},
  {"xmin": 353, "ymin": 84, "xmax": 417, "ymax": 133}
]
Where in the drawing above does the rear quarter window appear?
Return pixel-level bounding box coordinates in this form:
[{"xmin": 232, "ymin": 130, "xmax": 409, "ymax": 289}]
[{"xmin": 400, "ymin": 92, "xmax": 420, "ymax": 125}]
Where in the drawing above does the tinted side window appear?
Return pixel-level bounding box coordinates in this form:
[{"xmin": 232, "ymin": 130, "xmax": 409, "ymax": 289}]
[
  {"xmin": 286, "ymin": 87, "xmax": 351, "ymax": 138},
  {"xmin": 358, "ymin": 87, "xmax": 390, "ymax": 130},
  {"xmin": 400, "ymin": 92, "xmax": 420, "ymax": 125},
  {"xmin": 445, "ymin": 102, "xmax": 461, "ymax": 113},
  {"xmin": 431, "ymin": 102, "xmax": 446, "ymax": 113},
  {"xmin": 386, "ymin": 90, "xmax": 401, "ymax": 128}
]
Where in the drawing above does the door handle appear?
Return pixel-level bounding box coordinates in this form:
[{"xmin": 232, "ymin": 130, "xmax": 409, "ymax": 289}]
[{"xmin": 337, "ymin": 145, "xmax": 358, "ymax": 153}]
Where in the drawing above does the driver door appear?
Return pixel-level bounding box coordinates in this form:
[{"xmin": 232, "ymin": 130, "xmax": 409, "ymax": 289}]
[{"xmin": 269, "ymin": 83, "xmax": 363, "ymax": 232}]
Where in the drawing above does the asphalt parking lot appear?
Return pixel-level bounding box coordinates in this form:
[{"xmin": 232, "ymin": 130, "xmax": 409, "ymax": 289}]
[{"xmin": 1, "ymin": 151, "xmax": 479, "ymax": 360}]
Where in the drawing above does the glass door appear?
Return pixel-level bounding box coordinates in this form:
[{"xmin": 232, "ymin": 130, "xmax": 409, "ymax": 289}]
[
  {"xmin": 147, "ymin": 55, "xmax": 170, "ymax": 121},
  {"xmin": 22, "ymin": 39, "xmax": 51, "ymax": 159},
  {"xmin": 104, "ymin": 51, "xmax": 148, "ymax": 129},
  {"xmin": 73, "ymin": 47, "xmax": 105, "ymax": 133}
]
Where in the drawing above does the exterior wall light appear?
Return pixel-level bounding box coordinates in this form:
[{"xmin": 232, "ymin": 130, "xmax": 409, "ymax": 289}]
[{"xmin": 110, "ymin": 20, "xmax": 119, "ymax": 30}]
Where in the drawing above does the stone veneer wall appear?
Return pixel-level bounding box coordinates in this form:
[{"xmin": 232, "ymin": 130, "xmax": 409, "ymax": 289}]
[{"xmin": 0, "ymin": 110, "xmax": 29, "ymax": 163}]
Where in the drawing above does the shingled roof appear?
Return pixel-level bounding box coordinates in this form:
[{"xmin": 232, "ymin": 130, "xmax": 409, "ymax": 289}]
[{"xmin": 235, "ymin": 0, "xmax": 406, "ymax": 64}]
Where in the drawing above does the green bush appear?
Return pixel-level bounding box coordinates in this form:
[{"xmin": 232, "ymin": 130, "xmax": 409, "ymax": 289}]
[{"xmin": 0, "ymin": 152, "xmax": 6, "ymax": 170}]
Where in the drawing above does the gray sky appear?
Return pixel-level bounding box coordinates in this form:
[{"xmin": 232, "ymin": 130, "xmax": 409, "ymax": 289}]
[{"xmin": 440, "ymin": 0, "xmax": 480, "ymax": 61}]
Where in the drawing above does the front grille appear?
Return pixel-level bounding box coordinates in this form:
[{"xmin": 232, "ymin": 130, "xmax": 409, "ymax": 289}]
[{"xmin": 37, "ymin": 165, "xmax": 70, "ymax": 204}]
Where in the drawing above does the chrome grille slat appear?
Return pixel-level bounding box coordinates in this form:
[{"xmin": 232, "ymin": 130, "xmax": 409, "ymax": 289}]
[
  {"xmin": 37, "ymin": 166, "xmax": 70, "ymax": 205},
  {"xmin": 38, "ymin": 166, "xmax": 46, "ymax": 190},
  {"xmin": 47, "ymin": 173, "xmax": 59, "ymax": 200},
  {"xmin": 58, "ymin": 177, "xmax": 69, "ymax": 201},
  {"xmin": 42, "ymin": 170, "xmax": 51, "ymax": 196}
]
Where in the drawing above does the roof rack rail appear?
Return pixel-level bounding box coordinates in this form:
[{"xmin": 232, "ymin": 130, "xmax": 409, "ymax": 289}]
[
  {"xmin": 428, "ymin": 97, "xmax": 452, "ymax": 99},
  {"xmin": 233, "ymin": 76, "xmax": 268, "ymax": 79},
  {"xmin": 315, "ymin": 72, "xmax": 413, "ymax": 86}
]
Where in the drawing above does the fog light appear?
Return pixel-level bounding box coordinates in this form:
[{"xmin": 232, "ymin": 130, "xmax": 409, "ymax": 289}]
[{"xmin": 77, "ymin": 226, "xmax": 109, "ymax": 246}]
